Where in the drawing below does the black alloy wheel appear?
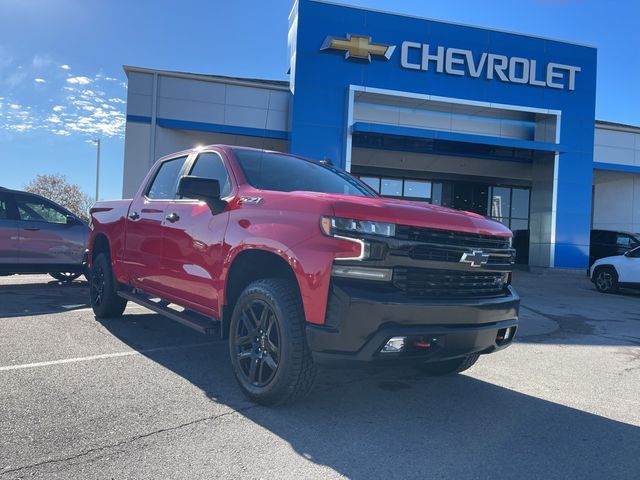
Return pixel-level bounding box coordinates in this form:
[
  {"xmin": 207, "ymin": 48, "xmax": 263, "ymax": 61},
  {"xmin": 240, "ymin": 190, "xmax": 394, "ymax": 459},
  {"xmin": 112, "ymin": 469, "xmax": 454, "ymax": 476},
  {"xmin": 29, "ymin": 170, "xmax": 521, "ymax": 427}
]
[
  {"xmin": 91, "ymin": 263, "xmax": 105, "ymax": 308},
  {"xmin": 234, "ymin": 299, "xmax": 282, "ymax": 387},
  {"xmin": 229, "ymin": 278, "xmax": 317, "ymax": 405}
]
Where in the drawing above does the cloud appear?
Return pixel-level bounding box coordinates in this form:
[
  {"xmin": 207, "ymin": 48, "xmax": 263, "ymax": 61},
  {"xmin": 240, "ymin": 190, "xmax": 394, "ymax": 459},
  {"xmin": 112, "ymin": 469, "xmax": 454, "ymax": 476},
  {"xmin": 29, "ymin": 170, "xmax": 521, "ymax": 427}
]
[
  {"xmin": 60, "ymin": 64, "xmax": 71, "ymax": 70},
  {"xmin": 0, "ymin": 66, "xmax": 126, "ymax": 139},
  {"xmin": 66, "ymin": 76, "xmax": 92, "ymax": 85}
]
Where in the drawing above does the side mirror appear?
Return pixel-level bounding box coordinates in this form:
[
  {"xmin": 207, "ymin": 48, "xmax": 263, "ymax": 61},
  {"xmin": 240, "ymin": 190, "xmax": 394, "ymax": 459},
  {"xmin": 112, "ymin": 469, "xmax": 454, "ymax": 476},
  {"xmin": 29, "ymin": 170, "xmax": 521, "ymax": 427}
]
[
  {"xmin": 66, "ymin": 215, "xmax": 81, "ymax": 225},
  {"xmin": 177, "ymin": 176, "xmax": 226, "ymax": 213}
]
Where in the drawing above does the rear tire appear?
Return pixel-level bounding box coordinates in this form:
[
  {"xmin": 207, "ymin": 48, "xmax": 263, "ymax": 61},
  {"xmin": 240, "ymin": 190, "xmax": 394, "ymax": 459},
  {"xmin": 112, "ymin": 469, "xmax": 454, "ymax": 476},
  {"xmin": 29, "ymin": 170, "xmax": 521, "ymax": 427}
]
[
  {"xmin": 593, "ymin": 267, "xmax": 619, "ymax": 293},
  {"xmin": 50, "ymin": 272, "xmax": 82, "ymax": 282},
  {"xmin": 229, "ymin": 278, "xmax": 317, "ymax": 405},
  {"xmin": 90, "ymin": 253, "xmax": 127, "ymax": 318},
  {"xmin": 419, "ymin": 354, "xmax": 480, "ymax": 376}
]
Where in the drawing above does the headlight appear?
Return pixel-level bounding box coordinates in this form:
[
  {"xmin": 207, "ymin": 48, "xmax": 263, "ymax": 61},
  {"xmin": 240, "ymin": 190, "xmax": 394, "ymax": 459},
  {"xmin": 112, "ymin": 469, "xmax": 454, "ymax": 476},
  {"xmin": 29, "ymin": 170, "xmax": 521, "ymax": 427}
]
[{"xmin": 320, "ymin": 216, "xmax": 396, "ymax": 238}]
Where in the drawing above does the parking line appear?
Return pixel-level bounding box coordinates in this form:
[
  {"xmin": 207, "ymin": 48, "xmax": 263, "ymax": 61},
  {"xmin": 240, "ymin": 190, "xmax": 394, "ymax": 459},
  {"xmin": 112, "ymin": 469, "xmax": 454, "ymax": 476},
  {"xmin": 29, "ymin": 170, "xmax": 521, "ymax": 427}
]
[{"xmin": 0, "ymin": 341, "xmax": 219, "ymax": 372}]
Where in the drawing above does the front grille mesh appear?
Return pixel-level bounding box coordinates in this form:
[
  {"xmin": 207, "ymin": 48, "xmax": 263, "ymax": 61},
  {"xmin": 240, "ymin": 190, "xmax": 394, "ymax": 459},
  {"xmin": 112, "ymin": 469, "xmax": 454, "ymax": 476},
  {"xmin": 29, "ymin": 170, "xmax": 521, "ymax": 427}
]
[
  {"xmin": 396, "ymin": 225, "xmax": 511, "ymax": 249},
  {"xmin": 393, "ymin": 267, "xmax": 507, "ymax": 298},
  {"xmin": 394, "ymin": 225, "xmax": 514, "ymax": 266}
]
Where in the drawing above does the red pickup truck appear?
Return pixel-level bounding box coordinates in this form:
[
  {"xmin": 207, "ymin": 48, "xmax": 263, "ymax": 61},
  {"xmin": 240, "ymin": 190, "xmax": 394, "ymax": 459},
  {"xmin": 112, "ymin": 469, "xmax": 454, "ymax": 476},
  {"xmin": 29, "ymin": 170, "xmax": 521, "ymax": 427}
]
[{"xmin": 88, "ymin": 145, "xmax": 519, "ymax": 404}]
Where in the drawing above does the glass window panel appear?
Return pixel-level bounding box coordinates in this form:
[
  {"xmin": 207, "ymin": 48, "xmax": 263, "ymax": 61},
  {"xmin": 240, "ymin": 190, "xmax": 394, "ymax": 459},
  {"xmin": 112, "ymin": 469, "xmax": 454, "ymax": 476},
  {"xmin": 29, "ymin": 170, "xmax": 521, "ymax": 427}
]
[
  {"xmin": 147, "ymin": 156, "xmax": 188, "ymax": 200},
  {"xmin": 403, "ymin": 180, "xmax": 431, "ymax": 199},
  {"xmin": 510, "ymin": 218, "xmax": 529, "ymax": 232},
  {"xmin": 489, "ymin": 187, "xmax": 510, "ymax": 222},
  {"xmin": 359, "ymin": 176, "xmax": 380, "ymax": 193},
  {"xmin": 16, "ymin": 196, "xmax": 67, "ymax": 224},
  {"xmin": 190, "ymin": 153, "xmax": 232, "ymax": 197},
  {"xmin": 616, "ymin": 234, "xmax": 634, "ymax": 247},
  {"xmin": 511, "ymin": 188, "xmax": 530, "ymax": 219},
  {"xmin": 380, "ymin": 178, "xmax": 402, "ymax": 196}
]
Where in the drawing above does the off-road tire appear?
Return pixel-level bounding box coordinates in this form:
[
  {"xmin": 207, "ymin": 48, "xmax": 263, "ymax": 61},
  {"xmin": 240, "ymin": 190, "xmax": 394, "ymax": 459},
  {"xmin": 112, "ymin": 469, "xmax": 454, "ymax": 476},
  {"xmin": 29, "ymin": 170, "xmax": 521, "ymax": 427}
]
[
  {"xmin": 90, "ymin": 253, "xmax": 127, "ymax": 318},
  {"xmin": 229, "ymin": 278, "xmax": 317, "ymax": 405}
]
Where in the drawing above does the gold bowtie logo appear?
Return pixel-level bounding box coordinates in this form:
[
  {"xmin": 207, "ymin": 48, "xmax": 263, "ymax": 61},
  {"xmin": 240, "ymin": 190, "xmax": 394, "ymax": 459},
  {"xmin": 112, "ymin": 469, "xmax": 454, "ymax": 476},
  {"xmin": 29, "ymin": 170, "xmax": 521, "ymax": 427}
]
[{"xmin": 321, "ymin": 34, "xmax": 396, "ymax": 62}]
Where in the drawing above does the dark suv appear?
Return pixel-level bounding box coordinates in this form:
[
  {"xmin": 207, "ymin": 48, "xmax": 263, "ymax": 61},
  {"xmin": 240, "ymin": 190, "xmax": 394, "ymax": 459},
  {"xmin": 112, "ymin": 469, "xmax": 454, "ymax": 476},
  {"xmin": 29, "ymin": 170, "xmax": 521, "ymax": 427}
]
[
  {"xmin": 590, "ymin": 229, "xmax": 640, "ymax": 266},
  {"xmin": 0, "ymin": 187, "xmax": 89, "ymax": 281}
]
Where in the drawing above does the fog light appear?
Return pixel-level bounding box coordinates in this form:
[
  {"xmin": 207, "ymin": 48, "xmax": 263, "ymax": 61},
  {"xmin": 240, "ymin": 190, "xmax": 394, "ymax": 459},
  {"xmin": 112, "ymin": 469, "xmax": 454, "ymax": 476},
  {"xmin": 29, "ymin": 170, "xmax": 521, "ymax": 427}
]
[
  {"xmin": 331, "ymin": 265, "xmax": 392, "ymax": 281},
  {"xmin": 381, "ymin": 336, "xmax": 406, "ymax": 353}
]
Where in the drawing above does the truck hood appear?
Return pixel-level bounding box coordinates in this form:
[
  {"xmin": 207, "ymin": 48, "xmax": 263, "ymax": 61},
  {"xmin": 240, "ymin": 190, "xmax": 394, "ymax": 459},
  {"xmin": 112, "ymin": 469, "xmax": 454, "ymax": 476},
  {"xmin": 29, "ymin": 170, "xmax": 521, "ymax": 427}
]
[{"xmin": 298, "ymin": 192, "xmax": 511, "ymax": 237}]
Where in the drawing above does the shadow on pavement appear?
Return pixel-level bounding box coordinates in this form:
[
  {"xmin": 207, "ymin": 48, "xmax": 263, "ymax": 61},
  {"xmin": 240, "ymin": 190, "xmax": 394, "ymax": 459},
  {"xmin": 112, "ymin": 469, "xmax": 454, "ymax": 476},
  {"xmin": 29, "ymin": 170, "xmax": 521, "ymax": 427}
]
[
  {"xmin": 98, "ymin": 312, "xmax": 640, "ymax": 480},
  {"xmin": 0, "ymin": 280, "xmax": 90, "ymax": 318}
]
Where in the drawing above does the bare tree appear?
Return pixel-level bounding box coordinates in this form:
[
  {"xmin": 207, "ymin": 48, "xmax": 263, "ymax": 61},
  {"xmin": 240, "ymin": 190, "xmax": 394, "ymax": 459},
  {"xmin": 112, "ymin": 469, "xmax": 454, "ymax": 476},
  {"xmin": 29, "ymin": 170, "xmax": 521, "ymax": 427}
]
[{"xmin": 24, "ymin": 174, "xmax": 93, "ymax": 220}]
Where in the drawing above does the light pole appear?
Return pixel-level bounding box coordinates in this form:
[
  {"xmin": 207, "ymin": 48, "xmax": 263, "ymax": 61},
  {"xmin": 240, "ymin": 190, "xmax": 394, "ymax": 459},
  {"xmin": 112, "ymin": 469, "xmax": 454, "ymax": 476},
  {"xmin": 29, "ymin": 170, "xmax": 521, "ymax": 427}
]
[{"xmin": 92, "ymin": 139, "xmax": 101, "ymax": 202}]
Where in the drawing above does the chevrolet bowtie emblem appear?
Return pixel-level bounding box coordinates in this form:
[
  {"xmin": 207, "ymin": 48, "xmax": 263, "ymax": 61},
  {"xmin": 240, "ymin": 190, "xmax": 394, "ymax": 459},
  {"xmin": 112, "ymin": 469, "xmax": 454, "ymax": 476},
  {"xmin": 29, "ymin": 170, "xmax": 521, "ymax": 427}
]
[
  {"xmin": 321, "ymin": 34, "xmax": 396, "ymax": 62},
  {"xmin": 460, "ymin": 250, "xmax": 490, "ymax": 268}
]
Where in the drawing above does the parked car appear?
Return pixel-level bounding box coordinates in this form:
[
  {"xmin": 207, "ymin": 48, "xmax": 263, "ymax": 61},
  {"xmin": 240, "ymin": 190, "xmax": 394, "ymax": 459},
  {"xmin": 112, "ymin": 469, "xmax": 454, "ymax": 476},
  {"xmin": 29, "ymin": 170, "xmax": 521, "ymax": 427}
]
[
  {"xmin": 0, "ymin": 187, "xmax": 89, "ymax": 281},
  {"xmin": 589, "ymin": 229, "xmax": 640, "ymax": 266},
  {"xmin": 88, "ymin": 146, "xmax": 519, "ymax": 405},
  {"xmin": 590, "ymin": 246, "xmax": 640, "ymax": 293}
]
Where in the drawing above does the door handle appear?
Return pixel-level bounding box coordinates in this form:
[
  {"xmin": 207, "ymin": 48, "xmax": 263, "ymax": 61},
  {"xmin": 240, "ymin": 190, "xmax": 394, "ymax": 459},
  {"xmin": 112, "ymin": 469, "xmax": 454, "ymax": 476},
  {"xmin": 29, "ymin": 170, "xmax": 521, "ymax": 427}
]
[
  {"xmin": 165, "ymin": 212, "xmax": 180, "ymax": 223},
  {"xmin": 128, "ymin": 211, "xmax": 140, "ymax": 221},
  {"xmin": 24, "ymin": 227, "xmax": 40, "ymax": 231}
]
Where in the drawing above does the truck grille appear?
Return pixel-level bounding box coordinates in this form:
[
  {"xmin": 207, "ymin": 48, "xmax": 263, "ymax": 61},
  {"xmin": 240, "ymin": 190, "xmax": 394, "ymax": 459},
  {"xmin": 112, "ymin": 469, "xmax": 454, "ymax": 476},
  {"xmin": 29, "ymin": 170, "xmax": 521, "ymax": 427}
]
[
  {"xmin": 394, "ymin": 225, "xmax": 514, "ymax": 266},
  {"xmin": 393, "ymin": 267, "xmax": 508, "ymax": 298}
]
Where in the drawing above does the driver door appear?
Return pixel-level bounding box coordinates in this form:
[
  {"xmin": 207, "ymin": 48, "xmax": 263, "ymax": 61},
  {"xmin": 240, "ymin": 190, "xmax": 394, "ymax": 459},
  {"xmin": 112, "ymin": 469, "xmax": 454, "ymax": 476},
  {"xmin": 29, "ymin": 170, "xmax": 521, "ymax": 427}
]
[
  {"xmin": 161, "ymin": 150, "xmax": 234, "ymax": 316},
  {"xmin": 15, "ymin": 193, "xmax": 86, "ymax": 266}
]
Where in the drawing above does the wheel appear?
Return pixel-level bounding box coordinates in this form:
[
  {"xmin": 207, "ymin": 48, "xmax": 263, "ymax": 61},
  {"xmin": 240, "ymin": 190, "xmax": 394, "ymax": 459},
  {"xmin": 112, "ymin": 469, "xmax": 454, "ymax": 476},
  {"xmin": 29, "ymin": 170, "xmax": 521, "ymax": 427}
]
[
  {"xmin": 90, "ymin": 253, "xmax": 127, "ymax": 318},
  {"xmin": 593, "ymin": 267, "xmax": 619, "ymax": 293},
  {"xmin": 50, "ymin": 272, "xmax": 82, "ymax": 282},
  {"xmin": 418, "ymin": 354, "xmax": 480, "ymax": 376},
  {"xmin": 229, "ymin": 278, "xmax": 317, "ymax": 405}
]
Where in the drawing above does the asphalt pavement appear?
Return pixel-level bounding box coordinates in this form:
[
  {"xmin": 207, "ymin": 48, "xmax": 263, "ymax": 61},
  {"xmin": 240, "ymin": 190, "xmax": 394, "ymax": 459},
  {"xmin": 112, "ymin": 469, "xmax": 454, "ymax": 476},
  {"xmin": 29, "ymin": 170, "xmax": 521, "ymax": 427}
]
[{"xmin": 0, "ymin": 272, "xmax": 638, "ymax": 479}]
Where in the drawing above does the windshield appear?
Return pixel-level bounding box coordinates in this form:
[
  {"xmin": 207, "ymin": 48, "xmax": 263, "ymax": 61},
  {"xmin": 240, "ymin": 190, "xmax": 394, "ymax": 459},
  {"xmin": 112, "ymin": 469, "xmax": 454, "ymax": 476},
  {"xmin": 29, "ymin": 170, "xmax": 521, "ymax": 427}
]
[{"xmin": 233, "ymin": 149, "xmax": 376, "ymax": 197}]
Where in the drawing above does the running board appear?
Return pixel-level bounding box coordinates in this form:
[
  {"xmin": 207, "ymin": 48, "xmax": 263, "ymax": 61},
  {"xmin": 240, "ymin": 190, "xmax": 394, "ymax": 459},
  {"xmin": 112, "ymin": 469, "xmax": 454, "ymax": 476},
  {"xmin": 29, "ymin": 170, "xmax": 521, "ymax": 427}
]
[{"xmin": 117, "ymin": 290, "xmax": 219, "ymax": 335}]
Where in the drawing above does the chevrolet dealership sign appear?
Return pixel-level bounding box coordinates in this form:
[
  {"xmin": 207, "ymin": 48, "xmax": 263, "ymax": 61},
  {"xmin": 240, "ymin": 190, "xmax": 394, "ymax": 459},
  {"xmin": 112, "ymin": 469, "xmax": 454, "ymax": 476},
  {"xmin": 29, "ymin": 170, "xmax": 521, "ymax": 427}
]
[{"xmin": 322, "ymin": 34, "xmax": 581, "ymax": 91}]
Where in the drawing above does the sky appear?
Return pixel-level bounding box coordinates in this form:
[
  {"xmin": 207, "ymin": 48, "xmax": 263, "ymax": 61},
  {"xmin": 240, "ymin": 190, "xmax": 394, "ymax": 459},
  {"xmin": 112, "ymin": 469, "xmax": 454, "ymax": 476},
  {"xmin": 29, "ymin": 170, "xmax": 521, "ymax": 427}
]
[{"xmin": 1, "ymin": 0, "xmax": 639, "ymax": 201}]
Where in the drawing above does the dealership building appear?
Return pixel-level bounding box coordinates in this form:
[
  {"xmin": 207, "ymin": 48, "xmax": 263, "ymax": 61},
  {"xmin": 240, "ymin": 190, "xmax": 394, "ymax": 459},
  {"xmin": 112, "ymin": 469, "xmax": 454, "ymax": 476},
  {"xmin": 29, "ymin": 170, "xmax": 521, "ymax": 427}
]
[{"xmin": 121, "ymin": 0, "xmax": 640, "ymax": 269}]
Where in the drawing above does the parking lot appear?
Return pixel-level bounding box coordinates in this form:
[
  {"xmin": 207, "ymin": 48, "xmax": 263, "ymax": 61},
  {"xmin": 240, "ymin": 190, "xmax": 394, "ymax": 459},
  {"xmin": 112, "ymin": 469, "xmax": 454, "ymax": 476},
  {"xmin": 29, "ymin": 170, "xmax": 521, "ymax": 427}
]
[{"xmin": 0, "ymin": 272, "xmax": 638, "ymax": 479}]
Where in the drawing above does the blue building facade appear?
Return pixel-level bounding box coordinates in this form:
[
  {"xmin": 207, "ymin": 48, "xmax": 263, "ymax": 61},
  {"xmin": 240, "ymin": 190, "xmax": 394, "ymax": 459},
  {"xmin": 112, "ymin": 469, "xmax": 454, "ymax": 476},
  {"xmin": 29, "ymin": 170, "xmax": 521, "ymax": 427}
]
[{"xmin": 288, "ymin": 0, "xmax": 597, "ymax": 268}]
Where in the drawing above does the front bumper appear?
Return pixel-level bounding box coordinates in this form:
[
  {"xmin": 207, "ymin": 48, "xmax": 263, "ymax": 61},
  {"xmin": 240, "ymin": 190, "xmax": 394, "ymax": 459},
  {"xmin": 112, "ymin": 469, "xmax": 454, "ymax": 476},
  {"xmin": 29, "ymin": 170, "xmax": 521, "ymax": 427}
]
[{"xmin": 307, "ymin": 281, "xmax": 520, "ymax": 365}]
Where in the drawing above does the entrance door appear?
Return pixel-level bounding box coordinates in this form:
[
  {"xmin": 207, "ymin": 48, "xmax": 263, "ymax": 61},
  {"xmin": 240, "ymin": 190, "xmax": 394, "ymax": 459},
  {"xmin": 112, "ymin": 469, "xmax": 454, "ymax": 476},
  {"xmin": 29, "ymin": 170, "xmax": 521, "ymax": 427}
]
[{"xmin": 452, "ymin": 183, "xmax": 489, "ymax": 215}]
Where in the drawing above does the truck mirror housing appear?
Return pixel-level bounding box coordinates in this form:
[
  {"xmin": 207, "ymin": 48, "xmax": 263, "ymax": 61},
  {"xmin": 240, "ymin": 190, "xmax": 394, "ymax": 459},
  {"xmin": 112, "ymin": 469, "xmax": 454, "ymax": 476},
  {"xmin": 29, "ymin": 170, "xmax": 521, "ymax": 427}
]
[{"xmin": 177, "ymin": 176, "xmax": 225, "ymax": 213}]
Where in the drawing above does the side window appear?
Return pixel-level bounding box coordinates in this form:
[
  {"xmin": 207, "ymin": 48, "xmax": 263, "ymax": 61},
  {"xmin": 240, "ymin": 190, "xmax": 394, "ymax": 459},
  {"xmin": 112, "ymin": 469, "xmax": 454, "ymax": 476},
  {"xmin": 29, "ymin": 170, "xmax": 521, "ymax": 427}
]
[
  {"xmin": 146, "ymin": 156, "xmax": 188, "ymax": 200},
  {"xmin": 16, "ymin": 195, "xmax": 68, "ymax": 224},
  {"xmin": 616, "ymin": 234, "xmax": 633, "ymax": 248},
  {"xmin": 189, "ymin": 152, "xmax": 232, "ymax": 197}
]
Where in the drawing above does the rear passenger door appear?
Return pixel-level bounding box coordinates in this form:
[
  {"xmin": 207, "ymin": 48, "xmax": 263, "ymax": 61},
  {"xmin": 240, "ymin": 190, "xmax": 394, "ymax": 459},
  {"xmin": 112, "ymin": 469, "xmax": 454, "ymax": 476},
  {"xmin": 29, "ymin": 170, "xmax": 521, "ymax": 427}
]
[
  {"xmin": 0, "ymin": 192, "xmax": 19, "ymax": 267},
  {"xmin": 122, "ymin": 155, "xmax": 190, "ymax": 295},
  {"xmin": 161, "ymin": 151, "xmax": 234, "ymax": 315}
]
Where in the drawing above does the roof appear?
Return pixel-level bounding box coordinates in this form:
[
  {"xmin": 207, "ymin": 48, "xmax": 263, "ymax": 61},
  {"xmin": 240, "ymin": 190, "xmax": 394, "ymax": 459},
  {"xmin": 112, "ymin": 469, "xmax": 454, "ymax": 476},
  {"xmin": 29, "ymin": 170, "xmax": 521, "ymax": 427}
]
[
  {"xmin": 123, "ymin": 65, "xmax": 290, "ymax": 91},
  {"xmin": 595, "ymin": 120, "xmax": 640, "ymax": 133}
]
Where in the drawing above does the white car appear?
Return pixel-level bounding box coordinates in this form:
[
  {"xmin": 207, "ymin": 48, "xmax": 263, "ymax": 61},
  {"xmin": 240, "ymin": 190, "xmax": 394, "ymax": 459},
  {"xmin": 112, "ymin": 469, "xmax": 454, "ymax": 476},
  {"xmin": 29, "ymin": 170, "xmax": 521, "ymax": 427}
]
[{"xmin": 590, "ymin": 246, "xmax": 640, "ymax": 293}]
